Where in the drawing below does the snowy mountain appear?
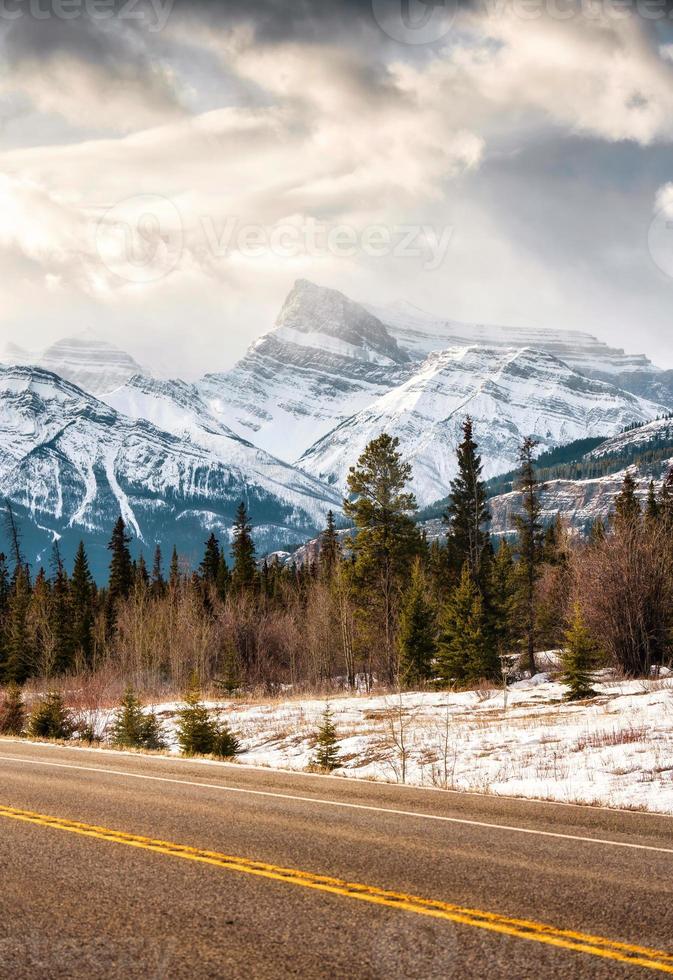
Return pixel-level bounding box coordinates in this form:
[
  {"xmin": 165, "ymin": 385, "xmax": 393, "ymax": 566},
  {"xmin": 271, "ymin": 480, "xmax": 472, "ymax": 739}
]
[
  {"xmin": 368, "ymin": 300, "xmax": 658, "ymax": 379},
  {"xmin": 1, "ymin": 330, "xmax": 147, "ymax": 396},
  {"xmin": 297, "ymin": 345, "xmax": 666, "ymax": 506},
  {"xmin": 0, "ymin": 365, "xmax": 339, "ymax": 578},
  {"xmin": 199, "ymin": 279, "xmax": 412, "ymax": 460},
  {"xmin": 192, "ymin": 280, "xmax": 669, "ymax": 507},
  {"xmin": 38, "ymin": 330, "xmax": 147, "ymax": 396}
]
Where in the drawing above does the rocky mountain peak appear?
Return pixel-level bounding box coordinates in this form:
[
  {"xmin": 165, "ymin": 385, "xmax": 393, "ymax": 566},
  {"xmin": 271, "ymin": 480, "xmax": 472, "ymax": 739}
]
[{"xmin": 273, "ymin": 279, "xmax": 410, "ymax": 366}]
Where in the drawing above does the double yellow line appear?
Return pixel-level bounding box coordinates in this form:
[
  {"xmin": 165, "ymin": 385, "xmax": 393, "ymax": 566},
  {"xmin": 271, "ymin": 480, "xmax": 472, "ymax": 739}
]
[{"xmin": 2, "ymin": 802, "xmax": 672, "ymax": 973}]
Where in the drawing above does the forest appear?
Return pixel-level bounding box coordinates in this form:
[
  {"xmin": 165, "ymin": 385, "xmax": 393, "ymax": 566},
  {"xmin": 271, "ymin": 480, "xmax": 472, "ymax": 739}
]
[{"xmin": 0, "ymin": 419, "xmax": 672, "ymax": 699}]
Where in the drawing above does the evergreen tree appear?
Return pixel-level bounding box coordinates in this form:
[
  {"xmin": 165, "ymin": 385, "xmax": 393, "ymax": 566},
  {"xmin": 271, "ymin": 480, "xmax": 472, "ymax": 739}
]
[
  {"xmin": 169, "ymin": 546, "xmax": 181, "ymax": 590},
  {"xmin": 50, "ymin": 546, "xmax": 73, "ymax": 674},
  {"xmin": 343, "ymin": 433, "xmax": 419, "ymax": 682},
  {"xmin": 151, "ymin": 545, "xmax": 165, "ymax": 597},
  {"xmin": 135, "ymin": 554, "xmax": 150, "ymax": 591},
  {"xmin": 443, "ymin": 417, "xmax": 491, "ymax": 582},
  {"xmin": 398, "ymin": 560, "xmax": 436, "ymax": 687},
  {"xmin": 215, "ymin": 554, "xmax": 230, "ymax": 602},
  {"xmin": 514, "ymin": 437, "xmax": 543, "ymax": 676},
  {"xmin": 107, "ymin": 517, "xmax": 133, "ymax": 603},
  {"xmin": 200, "ymin": 533, "xmax": 221, "ymax": 584},
  {"xmin": 28, "ymin": 691, "xmax": 73, "ymax": 740},
  {"xmin": 0, "ymin": 682, "xmax": 25, "ymax": 735},
  {"xmin": 319, "ymin": 510, "xmax": 341, "ymax": 580},
  {"xmin": 176, "ymin": 680, "xmax": 217, "ymax": 756},
  {"xmin": 613, "ymin": 471, "xmax": 641, "ymax": 529},
  {"xmin": 311, "ymin": 704, "xmax": 340, "ymax": 771},
  {"xmin": 110, "ymin": 688, "xmax": 165, "ymax": 750},
  {"xmin": 177, "ymin": 679, "xmax": 240, "ymax": 758},
  {"xmin": 437, "ymin": 565, "xmax": 497, "ymax": 684},
  {"xmin": 230, "ymin": 503, "xmax": 257, "ymax": 593},
  {"xmin": 5, "ymin": 565, "xmax": 33, "ymax": 684},
  {"xmin": 70, "ymin": 542, "xmax": 94, "ymax": 665},
  {"xmin": 489, "ymin": 540, "xmax": 518, "ymax": 660},
  {"xmin": 659, "ymin": 467, "xmax": 673, "ymax": 527},
  {"xmin": 645, "ymin": 480, "xmax": 660, "ymax": 524},
  {"xmin": 561, "ymin": 605, "xmax": 597, "ymax": 700},
  {"xmin": 0, "ymin": 554, "xmax": 8, "ymax": 679}
]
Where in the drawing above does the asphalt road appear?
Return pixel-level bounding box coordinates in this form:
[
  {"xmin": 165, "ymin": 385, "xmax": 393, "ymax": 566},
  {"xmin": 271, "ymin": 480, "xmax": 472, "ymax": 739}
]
[{"xmin": 1, "ymin": 740, "xmax": 672, "ymax": 979}]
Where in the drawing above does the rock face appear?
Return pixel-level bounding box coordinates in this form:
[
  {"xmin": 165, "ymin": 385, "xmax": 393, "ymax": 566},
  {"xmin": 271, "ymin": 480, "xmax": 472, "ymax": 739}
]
[{"xmin": 0, "ymin": 365, "xmax": 339, "ymax": 579}]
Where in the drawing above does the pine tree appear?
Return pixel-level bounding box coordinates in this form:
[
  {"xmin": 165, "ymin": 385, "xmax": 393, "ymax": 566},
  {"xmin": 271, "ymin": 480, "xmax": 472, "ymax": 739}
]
[
  {"xmin": 0, "ymin": 554, "xmax": 8, "ymax": 679},
  {"xmin": 169, "ymin": 546, "xmax": 181, "ymax": 589},
  {"xmin": 443, "ymin": 417, "xmax": 491, "ymax": 582},
  {"xmin": 70, "ymin": 542, "xmax": 94, "ymax": 665},
  {"xmin": 200, "ymin": 533, "xmax": 221, "ymax": 585},
  {"xmin": 5, "ymin": 565, "xmax": 33, "ymax": 684},
  {"xmin": 561, "ymin": 605, "xmax": 597, "ymax": 701},
  {"xmin": 613, "ymin": 471, "xmax": 641, "ymax": 529},
  {"xmin": 176, "ymin": 679, "xmax": 239, "ymax": 758},
  {"xmin": 110, "ymin": 688, "xmax": 165, "ymax": 750},
  {"xmin": 437, "ymin": 565, "xmax": 497, "ymax": 684},
  {"xmin": 50, "ymin": 546, "xmax": 73, "ymax": 674},
  {"xmin": 489, "ymin": 539, "xmax": 518, "ymax": 660},
  {"xmin": 659, "ymin": 467, "xmax": 673, "ymax": 527},
  {"xmin": 343, "ymin": 433, "xmax": 419, "ymax": 682},
  {"xmin": 177, "ymin": 679, "xmax": 217, "ymax": 756},
  {"xmin": 215, "ymin": 555, "xmax": 230, "ymax": 602},
  {"xmin": 151, "ymin": 545, "xmax": 165, "ymax": 597},
  {"xmin": 319, "ymin": 510, "xmax": 341, "ymax": 580},
  {"xmin": 108, "ymin": 517, "xmax": 133, "ymax": 603},
  {"xmin": 28, "ymin": 692, "xmax": 73, "ymax": 740},
  {"xmin": 135, "ymin": 554, "xmax": 150, "ymax": 591},
  {"xmin": 398, "ymin": 560, "xmax": 436, "ymax": 687},
  {"xmin": 645, "ymin": 480, "xmax": 660, "ymax": 525},
  {"xmin": 230, "ymin": 503, "xmax": 257, "ymax": 593},
  {"xmin": 311, "ymin": 705, "xmax": 340, "ymax": 771},
  {"xmin": 0, "ymin": 682, "xmax": 25, "ymax": 735},
  {"xmin": 514, "ymin": 437, "xmax": 543, "ymax": 676}
]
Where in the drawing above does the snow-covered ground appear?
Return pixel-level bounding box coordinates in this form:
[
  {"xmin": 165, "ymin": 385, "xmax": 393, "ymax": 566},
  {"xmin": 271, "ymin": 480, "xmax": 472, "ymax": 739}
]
[{"xmin": 135, "ymin": 672, "xmax": 673, "ymax": 814}]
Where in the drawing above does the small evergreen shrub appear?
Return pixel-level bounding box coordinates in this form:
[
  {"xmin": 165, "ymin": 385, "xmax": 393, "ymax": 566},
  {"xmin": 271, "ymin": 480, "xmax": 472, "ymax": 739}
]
[
  {"xmin": 111, "ymin": 688, "xmax": 166, "ymax": 750},
  {"xmin": 561, "ymin": 605, "xmax": 598, "ymax": 701},
  {"xmin": 0, "ymin": 684, "xmax": 26, "ymax": 736},
  {"xmin": 28, "ymin": 692, "xmax": 74, "ymax": 740},
  {"xmin": 311, "ymin": 705, "xmax": 340, "ymax": 772},
  {"xmin": 177, "ymin": 680, "xmax": 239, "ymax": 758}
]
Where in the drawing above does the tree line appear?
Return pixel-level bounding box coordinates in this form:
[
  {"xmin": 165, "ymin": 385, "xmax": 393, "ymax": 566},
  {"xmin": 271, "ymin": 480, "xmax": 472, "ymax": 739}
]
[{"xmin": 1, "ymin": 419, "xmax": 672, "ymax": 694}]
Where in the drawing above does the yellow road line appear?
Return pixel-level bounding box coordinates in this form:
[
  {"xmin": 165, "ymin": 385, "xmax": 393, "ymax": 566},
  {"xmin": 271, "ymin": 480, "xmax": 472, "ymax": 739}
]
[{"xmin": 1, "ymin": 803, "xmax": 672, "ymax": 974}]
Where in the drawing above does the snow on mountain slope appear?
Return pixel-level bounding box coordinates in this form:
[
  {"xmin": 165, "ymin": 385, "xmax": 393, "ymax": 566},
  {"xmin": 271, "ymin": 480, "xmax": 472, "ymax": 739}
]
[
  {"xmin": 298, "ymin": 346, "xmax": 667, "ymax": 506},
  {"xmin": 0, "ymin": 366, "xmax": 340, "ymax": 578},
  {"xmin": 583, "ymin": 415, "xmax": 673, "ymax": 460},
  {"xmin": 199, "ymin": 279, "xmax": 412, "ymax": 460},
  {"xmin": 369, "ymin": 300, "xmax": 658, "ymax": 378},
  {"xmin": 37, "ymin": 329, "xmax": 147, "ymax": 396}
]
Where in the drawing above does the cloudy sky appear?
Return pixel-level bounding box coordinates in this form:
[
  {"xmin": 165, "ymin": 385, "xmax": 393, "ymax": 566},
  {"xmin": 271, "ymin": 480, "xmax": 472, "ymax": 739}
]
[{"xmin": 1, "ymin": 0, "xmax": 673, "ymax": 376}]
